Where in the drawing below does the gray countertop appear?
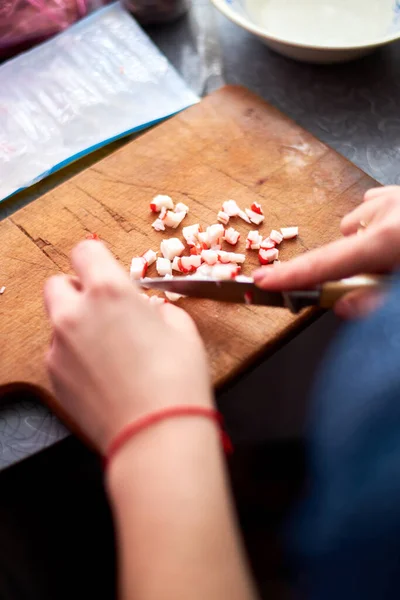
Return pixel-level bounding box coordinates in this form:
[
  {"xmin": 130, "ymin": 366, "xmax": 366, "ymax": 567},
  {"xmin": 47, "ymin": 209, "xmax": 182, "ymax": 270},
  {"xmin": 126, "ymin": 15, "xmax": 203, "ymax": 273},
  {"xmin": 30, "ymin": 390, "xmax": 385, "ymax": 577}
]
[{"xmin": 1, "ymin": 1, "xmax": 400, "ymax": 469}]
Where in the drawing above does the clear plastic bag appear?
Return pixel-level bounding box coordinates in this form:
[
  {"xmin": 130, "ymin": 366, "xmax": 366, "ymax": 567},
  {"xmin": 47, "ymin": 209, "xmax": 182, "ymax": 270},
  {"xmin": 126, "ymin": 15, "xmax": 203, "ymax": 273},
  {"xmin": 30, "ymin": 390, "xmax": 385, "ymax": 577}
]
[
  {"xmin": 0, "ymin": 3, "xmax": 198, "ymax": 202},
  {"xmin": 0, "ymin": 0, "xmax": 111, "ymax": 59}
]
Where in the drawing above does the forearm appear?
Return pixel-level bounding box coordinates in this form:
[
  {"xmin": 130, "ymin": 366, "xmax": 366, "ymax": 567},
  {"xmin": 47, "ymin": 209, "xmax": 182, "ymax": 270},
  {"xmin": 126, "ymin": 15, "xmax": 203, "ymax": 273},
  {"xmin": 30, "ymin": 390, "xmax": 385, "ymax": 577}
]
[{"xmin": 107, "ymin": 411, "xmax": 258, "ymax": 600}]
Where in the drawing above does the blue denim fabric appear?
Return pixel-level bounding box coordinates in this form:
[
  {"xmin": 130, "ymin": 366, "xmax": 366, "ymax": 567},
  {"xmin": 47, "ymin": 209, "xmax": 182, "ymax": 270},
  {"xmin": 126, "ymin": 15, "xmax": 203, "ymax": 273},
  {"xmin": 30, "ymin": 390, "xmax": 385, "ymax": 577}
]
[{"xmin": 290, "ymin": 277, "xmax": 400, "ymax": 599}]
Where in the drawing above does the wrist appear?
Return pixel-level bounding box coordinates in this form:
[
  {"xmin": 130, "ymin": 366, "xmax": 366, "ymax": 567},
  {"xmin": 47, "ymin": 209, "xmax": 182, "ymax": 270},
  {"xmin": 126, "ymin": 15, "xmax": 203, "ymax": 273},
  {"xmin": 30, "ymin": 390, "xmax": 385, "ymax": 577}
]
[
  {"xmin": 106, "ymin": 406, "xmax": 222, "ymax": 503},
  {"xmin": 100, "ymin": 388, "xmax": 214, "ymax": 453}
]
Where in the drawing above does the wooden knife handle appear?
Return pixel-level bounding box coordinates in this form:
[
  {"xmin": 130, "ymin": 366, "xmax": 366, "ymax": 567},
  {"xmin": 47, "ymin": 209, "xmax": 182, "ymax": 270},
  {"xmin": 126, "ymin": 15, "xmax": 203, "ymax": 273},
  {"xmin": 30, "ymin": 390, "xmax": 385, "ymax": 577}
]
[{"xmin": 319, "ymin": 275, "xmax": 388, "ymax": 308}]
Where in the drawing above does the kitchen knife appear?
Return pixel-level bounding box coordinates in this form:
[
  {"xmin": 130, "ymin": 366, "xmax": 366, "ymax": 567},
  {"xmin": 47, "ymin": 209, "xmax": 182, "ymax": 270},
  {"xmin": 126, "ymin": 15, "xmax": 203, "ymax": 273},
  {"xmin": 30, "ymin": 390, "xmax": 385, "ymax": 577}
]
[{"xmin": 140, "ymin": 275, "xmax": 389, "ymax": 314}]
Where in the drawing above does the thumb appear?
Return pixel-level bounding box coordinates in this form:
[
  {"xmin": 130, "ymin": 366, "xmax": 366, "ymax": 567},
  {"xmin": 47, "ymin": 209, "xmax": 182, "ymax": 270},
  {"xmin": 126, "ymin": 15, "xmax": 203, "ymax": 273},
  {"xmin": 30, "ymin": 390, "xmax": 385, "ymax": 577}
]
[
  {"xmin": 334, "ymin": 289, "xmax": 386, "ymax": 320},
  {"xmin": 253, "ymin": 233, "xmax": 381, "ymax": 290}
]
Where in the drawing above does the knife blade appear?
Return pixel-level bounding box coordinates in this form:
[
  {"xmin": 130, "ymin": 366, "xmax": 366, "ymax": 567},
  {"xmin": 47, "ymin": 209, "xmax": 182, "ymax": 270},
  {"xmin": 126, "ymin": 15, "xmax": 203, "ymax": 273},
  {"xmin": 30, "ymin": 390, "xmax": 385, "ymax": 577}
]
[{"xmin": 140, "ymin": 275, "xmax": 389, "ymax": 314}]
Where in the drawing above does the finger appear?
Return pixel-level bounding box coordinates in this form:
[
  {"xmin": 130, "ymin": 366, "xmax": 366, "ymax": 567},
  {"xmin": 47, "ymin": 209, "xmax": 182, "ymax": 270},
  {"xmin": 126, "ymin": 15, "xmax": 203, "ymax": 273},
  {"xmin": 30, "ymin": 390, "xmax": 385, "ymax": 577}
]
[
  {"xmin": 44, "ymin": 275, "xmax": 80, "ymax": 320},
  {"xmin": 340, "ymin": 197, "xmax": 383, "ymax": 235},
  {"xmin": 364, "ymin": 186, "xmax": 400, "ymax": 202},
  {"xmin": 69, "ymin": 275, "xmax": 83, "ymax": 291},
  {"xmin": 253, "ymin": 233, "xmax": 381, "ymax": 290},
  {"xmin": 71, "ymin": 240, "xmax": 128, "ymax": 290},
  {"xmin": 334, "ymin": 289, "xmax": 386, "ymax": 320},
  {"xmin": 159, "ymin": 302, "xmax": 199, "ymax": 337}
]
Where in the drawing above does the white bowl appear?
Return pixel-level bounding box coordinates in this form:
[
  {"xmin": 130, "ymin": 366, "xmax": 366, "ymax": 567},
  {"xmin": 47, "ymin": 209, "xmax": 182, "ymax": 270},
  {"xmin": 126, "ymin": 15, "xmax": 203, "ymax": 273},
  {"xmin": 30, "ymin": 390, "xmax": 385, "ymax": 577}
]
[{"xmin": 211, "ymin": 0, "xmax": 400, "ymax": 64}]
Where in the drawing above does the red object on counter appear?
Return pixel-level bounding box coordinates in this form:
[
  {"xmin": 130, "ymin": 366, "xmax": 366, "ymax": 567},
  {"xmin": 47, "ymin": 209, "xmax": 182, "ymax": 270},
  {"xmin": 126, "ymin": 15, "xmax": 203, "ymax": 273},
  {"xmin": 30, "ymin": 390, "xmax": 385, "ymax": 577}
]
[{"xmin": 0, "ymin": 1, "xmax": 111, "ymax": 60}]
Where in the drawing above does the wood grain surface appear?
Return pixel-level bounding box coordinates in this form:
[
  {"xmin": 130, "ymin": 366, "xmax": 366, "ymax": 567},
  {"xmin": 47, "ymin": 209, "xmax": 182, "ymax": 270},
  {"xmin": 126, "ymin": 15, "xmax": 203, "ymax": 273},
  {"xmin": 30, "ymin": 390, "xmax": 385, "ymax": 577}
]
[{"xmin": 0, "ymin": 85, "xmax": 378, "ymax": 400}]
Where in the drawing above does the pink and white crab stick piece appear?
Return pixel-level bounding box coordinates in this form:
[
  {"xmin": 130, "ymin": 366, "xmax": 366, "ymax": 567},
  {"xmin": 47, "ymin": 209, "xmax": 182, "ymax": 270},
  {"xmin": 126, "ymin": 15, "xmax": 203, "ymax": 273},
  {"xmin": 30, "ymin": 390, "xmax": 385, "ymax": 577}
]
[
  {"xmin": 218, "ymin": 251, "xmax": 246, "ymax": 264},
  {"xmin": 260, "ymin": 237, "xmax": 276, "ymax": 249},
  {"xmin": 163, "ymin": 210, "xmax": 187, "ymax": 229},
  {"xmin": 238, "ymin": 209, "xmax": 251, "ymax": 224},
  {"xmin": 195, "ymin": 231, "xmax": 208, "ymax": 249},
  {"xmin": 142, "ymin": 249, "xmax": 157, "ymax": 266},
  {"xmin": 259, "ymin": 248, "xmax": 279, "ymax": 265},
  {"xmin": 224, "ymin": 227, "xmax": 240, "ymax": 246},
  {"xmin": 163, "ymin": 273, "xmax": 184, "ymax": 302},
  {"xmin": 246, "ymin": 230, "xmax": 263, "ymax": 250},
  {"xmin": 172, "ymin": 255, "xmax": 201, "ymax": 273},
  {"xmin": 130, "ymin": 256, "xmax": 148, "ymax": 280},
  {"xmin": 217, "ymin": 210, "xmax": 230, "ymax": 225},
  {"xmin": 269, "ymin": 230, "xmax": 283, "ymax": 245},
  {"xmin": 250, "ymin": 202, "xmax": 263, "ymax": 215},
  {"xmin": 174, "ymin": 202, "xmax": 189, "ymax": 214},
  {"xmin": 160, "ymin": 238, "xmax": 185, "ymax": 261},
  {"xmin": 150, "ymin": 195, "xmax": 174, "ymax": 212},
  {"xmin": 152, "ymin": 218, "xmax": 165, "ymax": 231},
  {"xmin": 222, "ymin": 199, "xmax": 241, "ymax": 217},
  {"xmin": 201, "ymin": 249, "xmax": 219, "ymax": 265},
  {"xmin": 149, "ymin": 295, "xmax": 167, "ymax": 306},
  {"xmin": 196, "ymin": 263, "xmax": 213, "ymax": 278},
  {"xmin": 211, "ymin": 263, "xmax": 241, "ymax": 280},
  {"xmin": 206, "ymin": 223, "xmax": 225, "ymax": 247},
  {"xmin": 280, "ymin": 227, "xmax": 299, "ymax": 239},
  {"xmin": 156, "ymin": 257, "xmax": 172, "ymax": 277},
  {"xmin": 245, "ymin": 208, "xmax": 264, "ymax": 225},
  {"xmin": 182, "ymin": 224, "xmax": 201, "ymax": 246}
]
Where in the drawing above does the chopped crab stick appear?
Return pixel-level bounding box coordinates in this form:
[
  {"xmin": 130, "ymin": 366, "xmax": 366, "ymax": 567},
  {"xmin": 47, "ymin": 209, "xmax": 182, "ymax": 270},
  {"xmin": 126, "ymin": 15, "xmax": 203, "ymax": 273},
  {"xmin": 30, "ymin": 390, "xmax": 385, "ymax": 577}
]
[
  {"xmin": 182, "ymin": 224, "xmax": 201, "ymax": 246},
  {"xmin": 142, "ymin": 249, "xmax": 157, "ymax": 266},
  {"xmin": 235, "ymin": 275, "xmax": 254, "ymax": 283},
  {"xmin": 260, "ymin": 237, "xmax": 276, "ymax": 249},
  {"xmin": 222, "ymin": 199, "xmax": 241, "ymax": 217},
  {"xmin": 238, "ymin": 209, "xmax": 251, "ymax": 224},
  {"xmin": 259, "ymin": 248, "xmax": 279, "ymax": 265},
  {"xmin": 163, "ymin": 273, "xmax": 184, "ymax": 302},
  {"xmin": 280, "ymin": 227, "xmax": 299, "ymax": 239},
  {"xmin": 174, "ymin": 202, "xmax": 189, "ymax": 214},
  {"xmin": 245, "ymin": 208, "xmax": 264, "ymax": 225},
  {"xmin": 160, "ymin": 238, "xmax": 185, "ymax": 261},
  {"xmin": 156, "ymin": 257, "xmax": 172, "ymax": 277},
  {"xmin": 206, "ymin": 223, "xmax": 225, "ymax": 246},
  {"xmin": 218, "ymin": 251, "xmax": 246, "ymax": 264},
  {"xmin": 196, "ymin": 263, "xmax": 213, "ymax": 278},
  {"xmin": 211, "ymin": 263, "xmax": 241, "ymax": 280},
  {"xmin": 130, "ymin": 256, "xmax": 148, "ymax": 280},
  {"xmin": 163, "ymin": 210, "xmax": 186, "ymax": 229},
  {"xmin": 172, "ymin": 255, "xmax": 201, "ymax": 273},
  {"xmin": 149, "ymin": 295, "xmax": 167, "ymax": 306},
  {"xmin": 246, "ymin": 230, "xmax": 263, "ymax": 250},
  {"xmin": 197, "ymin": 231, "xmax": 210, "ymax": 248},
  {"xmin": 183, "ymin": 255, "xmax": 202, "ymax": 270},
  {"xmin": 269, "ymin": 230, "xmax": 283, "ymax": 245},
  {"xmin": 224, "ymin": 227, "xmax": 240, "ymax": 246},
  {"xmin": 201, "ymin": 249, "xmax": 219, "ymax": 265},
  {"xmin": 152, "ymin": 218, "xmax": 165, "ymax": 231},
  {"xmin": 150, "ymin": 194, "xmax": 174, "ymax": 212},
  {"xmin": 217, "ymin": 210, "xmax": 230, "ymax": 225},
  {"xmin": 250, "ymin": 202, "xmax": 263, "ymax": 215}
]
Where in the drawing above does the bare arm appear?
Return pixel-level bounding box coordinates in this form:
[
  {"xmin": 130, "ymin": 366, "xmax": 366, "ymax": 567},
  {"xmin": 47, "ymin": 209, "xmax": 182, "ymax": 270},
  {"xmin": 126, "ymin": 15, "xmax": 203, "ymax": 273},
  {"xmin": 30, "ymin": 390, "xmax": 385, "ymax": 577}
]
[
  {"xmin": 107, "ymin": 417, "xmax": 257, "ymax": 600},
  {"xmin": 43, "ymin": 240, "xmax": 257, "ymax": 600}
]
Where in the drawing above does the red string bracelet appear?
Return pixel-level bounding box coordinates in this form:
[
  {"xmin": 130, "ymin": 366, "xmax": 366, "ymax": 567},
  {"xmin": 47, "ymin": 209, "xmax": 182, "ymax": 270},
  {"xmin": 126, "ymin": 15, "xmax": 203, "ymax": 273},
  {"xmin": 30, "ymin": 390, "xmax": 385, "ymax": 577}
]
[{"xmin": 104, "ymin": 406, "xmax": 233, "ymax": 469}]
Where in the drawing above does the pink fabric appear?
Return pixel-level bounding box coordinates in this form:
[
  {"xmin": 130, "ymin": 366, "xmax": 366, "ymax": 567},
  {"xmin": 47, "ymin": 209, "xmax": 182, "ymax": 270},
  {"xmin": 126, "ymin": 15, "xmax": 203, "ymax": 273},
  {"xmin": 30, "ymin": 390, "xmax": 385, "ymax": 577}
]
[{"xmin": 0, "ymin": 1, "xmax": 103, "ymax": 58}]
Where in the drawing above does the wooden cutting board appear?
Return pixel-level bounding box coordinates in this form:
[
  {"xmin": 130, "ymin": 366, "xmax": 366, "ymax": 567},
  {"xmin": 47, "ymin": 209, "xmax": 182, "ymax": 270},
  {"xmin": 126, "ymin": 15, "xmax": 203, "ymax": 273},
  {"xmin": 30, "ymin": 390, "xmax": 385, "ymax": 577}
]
[{"xmin": 0, "ymin": 85, "xmax": 377, "ymax": 401}]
